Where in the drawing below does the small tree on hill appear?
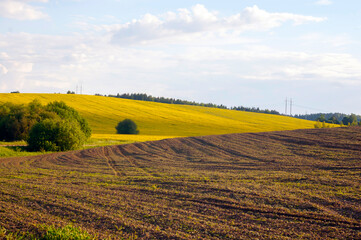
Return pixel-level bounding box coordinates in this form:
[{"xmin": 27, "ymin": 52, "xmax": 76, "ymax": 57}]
[
  {"xmin": 28, "ymin": 119, "xmax": 87, "ymax": 152},
  {"xmin": 46, "ymin": 101, "xmax": 92, "ymax": 138},
  {"xmin": 342, "ymin": 114, "xmax": 358, "ymax": 126},
  {"xmin": 0, "ymin": 100, "xmax": 54, "ymax": 141},
  {"xmin": 0, "ymin": 100, "xmax": 91, "ymax": 151},
  {"xmin": 116, "ymin": 119, "xmax": 139, "ymax": 134}
]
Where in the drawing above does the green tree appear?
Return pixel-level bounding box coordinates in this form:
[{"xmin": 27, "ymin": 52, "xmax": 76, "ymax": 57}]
[
  {"xmin": 342, "ymin": 114, "xmax": 358, "ymax": 126},
  {"xmin": 0, "ymin": 101, "xmax": 45, "ymax": 141},
  {"xmin": 349, "ymin": 114, "xmax": 358, "ymax": 126},
  {"xmin": 0, "ymin": 100, "xmax": 65, "ymax": 141},
  {"xmin": 27, "ymin": 119, "xmax": 86, "ymax": 152},
  {"xmin": 0, "ymin": 100, "xmax": 91, "ymax": 151},
  {"xmin": 115, "ymin": 119, "xmax": 139, "ymax": 134},
  {"xmin": 326, "ymin": 116, "xmax": 339, "ymax": 124},
  {"xmin": 314, "ymin": 121, "xmax": 330, "ymax": 129},
  {"xmin": 316, "ymin": 114, "xmax": 326, "ymax": 122},
  {"xmin": 46, "ymin": 101, "xmax": 91, "ymax": 138}
]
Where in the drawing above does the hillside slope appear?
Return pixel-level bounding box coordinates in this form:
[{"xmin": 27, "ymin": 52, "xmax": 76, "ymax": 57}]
[
  {"xmin": 0, "ymin": 93, "xmax": 317, "ymax": 137},
  {"xmin": 0, "ymin": 127, "xmax": 360, "ymax": 239}
]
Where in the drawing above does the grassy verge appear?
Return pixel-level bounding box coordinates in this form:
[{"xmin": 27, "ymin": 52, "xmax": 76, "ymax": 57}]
[
  {"xmin": 0, "ymin": 134, "xmax": 176, "ymax": 158},
  {"xmin": 0, "ymin": 141, "xmax": 26, "ymax": 146},
  {"xmin": 0, "ymin": 225, "xmax": 96, "ymax": 240},
  {"xmin": 0, "ymin": 146, "xmax": 47, "ymax": 158}
]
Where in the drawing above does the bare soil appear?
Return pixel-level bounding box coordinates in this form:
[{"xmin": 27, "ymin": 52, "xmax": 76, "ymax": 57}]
[{"xmin": 0, "ymin": 127, "xmax": 360, "ymax": 239}]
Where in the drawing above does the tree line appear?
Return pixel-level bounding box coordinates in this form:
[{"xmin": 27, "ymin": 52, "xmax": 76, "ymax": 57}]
[
  {"xmin": 0, "ymin": 100, "xmax": 91, "ymax": 151},
  {"xmin": 295, "ymin": 113, "xmax": 361, "ymax": 125},
  {"xmin": 103, "ymin": 93, "xmax": 280, "ymax": 115},
  {"xmin": 230, "ymin": 106, "xmax": 280, "ymax": 115}
]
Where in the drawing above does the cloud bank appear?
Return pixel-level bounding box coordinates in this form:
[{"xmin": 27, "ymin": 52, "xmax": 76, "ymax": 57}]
[
  {"xmin": 1, "ymin": 3, "xmax": 360, "ymax": 114},
  {"xmin": 111, "ymin": 5, "xmax": 326, "ymax": 45},
  {"xmin": 0, "ymin": 0, "xmax": 48, "ymax": 20},
  {"xmin": 315, "ymin": 0, "xmax": 333, "ymax": 6}
]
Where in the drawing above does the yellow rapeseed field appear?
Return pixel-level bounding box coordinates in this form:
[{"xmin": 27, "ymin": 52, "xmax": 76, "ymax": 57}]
[{"xmin": 0, "ymin": 93, "xmax": 321, "ymax": 142}]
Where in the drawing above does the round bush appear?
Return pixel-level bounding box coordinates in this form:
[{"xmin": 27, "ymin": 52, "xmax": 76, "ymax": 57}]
[
  {"xmin": 115, "ymin": 119, "xmax": 139, "ymax": 134},
  {"xmin": 27, "ymin": 119, "xmax": 86, "ymax": 152},
  {"xmin": 46, "ymin": 101, "xmax": 92, "ymax": 138}
]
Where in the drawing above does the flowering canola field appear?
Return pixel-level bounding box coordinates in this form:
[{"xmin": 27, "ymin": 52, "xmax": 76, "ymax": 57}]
[{"xmin": 0, "ymin": 93, "xmax": 317, "ymax": 141}]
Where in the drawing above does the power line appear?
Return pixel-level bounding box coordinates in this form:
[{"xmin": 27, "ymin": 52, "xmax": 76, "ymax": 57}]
[
  {"xmin": 292, "ymin": 104, "xmax": 331, "ymax": 113},
  {"xmin": 285, "ymin": 98, "xmax": 293, "ymax": 116},
  {"xmin": 290, "ymin": 98, "xmax": 293, "ymax": 116},
  {"xmin": 284, "ymin": 98, "xmax": 332, "ymax": 115}
]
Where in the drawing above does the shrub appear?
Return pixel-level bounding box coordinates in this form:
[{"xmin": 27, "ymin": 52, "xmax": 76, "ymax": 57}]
[
  {"xmin": 0, "ymin": 101, "xmax": 40, "ymax": 141},
  {"xmin": 314, "ymin": 121, "xmax": 322, "ymax": 128},
  {"xmin": 0, "ymin": 100, "xmax": 92, "ymax": 152},
  {"xmin": 27, "ymin": 119, "xmax": 87, "ymax": 152},
  {"xmin": 0, "ymin": 100, "xmax": 93, "ymax": 152},
  {"xmin": 314, "ymin": 121, "xmax": 331, "ymax": 129},
  {"xmin": 46, "ymin": 101, "xmax": 91, "ymax": 138},
  {"xmin": 115, "ymin": 119, "xmax": 139, "ymax": 134}
]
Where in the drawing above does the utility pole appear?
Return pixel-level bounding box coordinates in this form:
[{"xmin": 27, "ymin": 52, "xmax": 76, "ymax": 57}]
[{"xmin": 290, "ymin": 98, "xmax": 293, "ymax": 116}]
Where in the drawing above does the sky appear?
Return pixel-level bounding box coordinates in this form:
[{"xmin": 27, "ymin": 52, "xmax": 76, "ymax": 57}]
[{"xmin": 0, "ymin": 0, "xmax": 360, "ymax": 115}]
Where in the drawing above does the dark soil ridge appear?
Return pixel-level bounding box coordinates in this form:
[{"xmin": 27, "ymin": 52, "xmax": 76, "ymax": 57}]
[{"xmin": 0, "ymin": 127, "xmax": 360, "ymax": 239}]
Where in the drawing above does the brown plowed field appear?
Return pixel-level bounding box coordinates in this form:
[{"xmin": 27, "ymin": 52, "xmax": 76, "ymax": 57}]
[{"xmin": 0, "ymin": 127, "xmax": 360, "ymax": 239}]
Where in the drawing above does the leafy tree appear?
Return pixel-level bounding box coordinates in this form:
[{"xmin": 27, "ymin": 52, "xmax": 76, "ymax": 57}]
[
  {"xmin": 349, "ymin": 114, "xmax": 358, "ymax": 126},
  {"xmin": 314, "ymin": 121, "xmax": 330, "ymax": 129},
  {"xmin": 26, "ymin": 101, "xmax": 91, "ymax": 151},
  {"xmin": 0, "ymin": 101, "xmax": 44, "ymax": 141},
  {"xmin": 46, "ymin": 101, "xmax": 91, "ymax": 138},
  {"xmin": 316, "ymin": 114, "xmax": 326, "ymax": 122},
  {"xmin": 116, "ymin": 119, "xmax": 139, "ymax": 134},
  {"xmin": 295, "ymin": 112, "xmax": 360, "ymax": 122},
  {"xmin": 342, "ymin": 114, "xmax": 358, "ymax": 126},
  {"xmin": 27, "ymin": 119, "xmax": 86, "ymax": 152},
  {"xmin": 326, "ymin": 116, "xmax": 340, "ymax": 124},
  {"xmin": 0, "ymin": 100, "xmax": 91, "ymax": 152}
]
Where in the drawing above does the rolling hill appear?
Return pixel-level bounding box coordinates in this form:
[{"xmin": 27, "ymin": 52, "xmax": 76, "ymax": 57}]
[
  {"xmin": 0, "ymin": 93, "xmax": 319, "ymax": 140},
  {"xmin": 0, "ymin": 127, "xmax": 360, "ymax": 239}
]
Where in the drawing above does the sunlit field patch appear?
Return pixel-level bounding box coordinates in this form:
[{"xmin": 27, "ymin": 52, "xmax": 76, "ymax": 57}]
[
  {"xmin": 0, "ymin": 93, "xmax": 326, "ymax": 138},
  {"xmin": 91, "ymin": 134, "xmax": 178, "ymax": 142}
]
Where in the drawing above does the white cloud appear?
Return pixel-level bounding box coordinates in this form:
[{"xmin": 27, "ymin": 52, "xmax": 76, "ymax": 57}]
[
  {"xmin": 315, "ymin": 0, "xmax": 333, "ymax": 6},
  {"xmin": 111, "ymin": 5, "xmax": 326, "ymax": 45},
  {"xmin": 0, "ymin": 64, "xmax": 8, "ymax": 75},
  {"xmin": 241, "ymin": 52, "xmax": 361, "ymax": 84},
  {"xmin": 13, "ymin": 62, "xmax": 33, "ymax": 73},
  {"xmin": 1, "ymin": 4, "xmax": 359, "ymax": 101},
  {"xmin": 0, "ymin": 0, "xmax": 48, "ymax": 20},
  {"xmin": 300, "ymin": 33, "xmax": 353, "ymax": 49},
  {"xmin": 172, "ymin": 45, "xmax": 361, "ymax": 85},
  {"xmin": 1, "ymin": 28, "xmax": 360, "ymax": 95}
]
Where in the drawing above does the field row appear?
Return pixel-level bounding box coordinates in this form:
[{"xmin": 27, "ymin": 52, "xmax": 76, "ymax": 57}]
[{"xmin": 0, "ymin": 127, "xmax": 360, "ymax": 239}]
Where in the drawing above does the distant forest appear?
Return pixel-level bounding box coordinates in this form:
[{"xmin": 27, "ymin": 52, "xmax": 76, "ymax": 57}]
[
  {"xmin": 294, "ymin": 113, "xmax": 361, "ymax": 122},
  {"xmin": 102, "ymin": 93, "xmax": 281, "ymax": 115},
  {"xmin": 295, "ymin": 113, "xmax": 361, "ymax": 125}
]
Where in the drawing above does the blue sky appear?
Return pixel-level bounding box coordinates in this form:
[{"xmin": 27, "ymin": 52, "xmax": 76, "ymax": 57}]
[{"xmin": 0, "ymin": 0, "xmax": 361, "ymax": 115}]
